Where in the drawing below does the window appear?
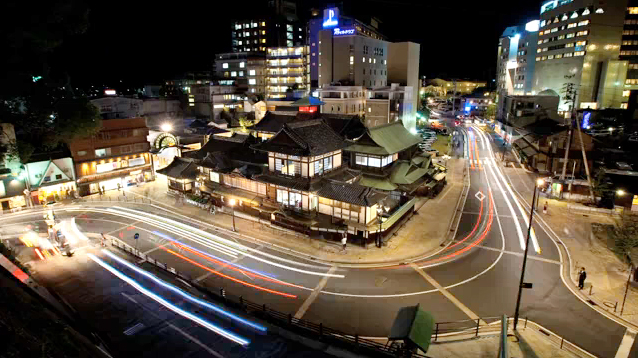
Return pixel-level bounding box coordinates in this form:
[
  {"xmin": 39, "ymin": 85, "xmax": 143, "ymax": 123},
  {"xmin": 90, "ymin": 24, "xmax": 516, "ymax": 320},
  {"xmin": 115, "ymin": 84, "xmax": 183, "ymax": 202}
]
[
  {"xmin": 238, "ymin": 71, "xmax": 244, "ymax": 76},
  {"xmin": 362, "ymin": 57, "xmax": 366, "ymax": 63},
  {"xmin": 350, "ymin": 56, "xmax": 354, "ymax": 65},
  {"xmin": 240, "ymin": 62, "xmax": 245, "ymax": 68},
  {"xmin": 567, "ymin": 23, "xmax": 577, "ymax": 29},
  {"xmin": 261, "ymin": 21, "xmax": 266, "ymax": 26},
  {"xmin": 55, "ymin": 174, "xmax": 62, "ymax": 180},
  {"xmin": 576, "ymin": 30, "xmax": 588, "ymax": 36},
  {"xmin": 249, "ymin": 69, "xmax": 256, "ymax": 76},
  {"xmin": 286, "ymin": 24, "xmax": 293, "ymax": 32},
  {"xmin": 578, "ymin": 20, "xmax": 589, "ymax": 26},
  {"xmin": 231, "ymin": 71, "xmax": 237, "ymax": 77},
  {"xmin": 95, "ymin": 148, "xmax": 108, "ymax": 157},
  {"xmin": 222, "ymin": 63, "xmax": 229, "ymax": 69},
  {"xmin": 77, "ymin": 150, "xmax": 87, "ymax": 156},
  {"xmin": 629, "ymin": 7, "xmax": 638, "ymax": 14},
  {"xmin": 566, "ymin": 33, "xmax": 575, "ymax": 38},
  {"xmin": 249, "ymin": 79, "xmax": 256, "ymax": 85}
]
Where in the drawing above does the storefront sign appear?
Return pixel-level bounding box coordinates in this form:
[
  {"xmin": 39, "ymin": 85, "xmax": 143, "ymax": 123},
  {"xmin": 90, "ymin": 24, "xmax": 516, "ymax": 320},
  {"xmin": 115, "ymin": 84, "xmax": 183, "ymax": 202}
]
[
  {"xmin": 323, "ymin": 7, "xmax": 339, "ymax": 28},
  {"xmin": 0, "ymin": 181, "xmax": 5, "ymax": 197},
  {"xmin": 128, "ymin": 157, "xmax": 146, "ymax": 167},
  {"xmin": 333, "ymin": 27, "xmax": 355, "ymax": 36},
  {"xmin": 96, "ymin": 162, "xmax": 119, "ymax": 173},
  {"xmin": 632, "ymin": 195, "xmax": 638, "ymax": 212}
]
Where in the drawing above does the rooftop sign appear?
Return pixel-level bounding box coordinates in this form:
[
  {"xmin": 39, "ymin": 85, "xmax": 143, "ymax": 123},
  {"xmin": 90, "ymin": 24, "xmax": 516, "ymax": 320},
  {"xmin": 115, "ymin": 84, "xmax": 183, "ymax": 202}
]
[
  {"xmin": 333, "ymin": 27, "xmax": 355, "ymax": 36},
  {"xmin": 323, "ymin": 8, "xmax": 339, "ymax": 28}
]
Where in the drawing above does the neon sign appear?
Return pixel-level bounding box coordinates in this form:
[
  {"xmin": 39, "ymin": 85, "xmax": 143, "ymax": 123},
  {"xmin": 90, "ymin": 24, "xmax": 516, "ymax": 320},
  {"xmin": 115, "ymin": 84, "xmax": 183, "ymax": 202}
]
[
  {"xmin": 582, "ymin": 112, "xmax": 591, "ymax": 129},
  {"xmin": 323, "ymin": 8, "xmax": 339, "ymax": 28},
  {"xmin": 333, "ymin": 27, "xmax": 355, "ymax": 36}
]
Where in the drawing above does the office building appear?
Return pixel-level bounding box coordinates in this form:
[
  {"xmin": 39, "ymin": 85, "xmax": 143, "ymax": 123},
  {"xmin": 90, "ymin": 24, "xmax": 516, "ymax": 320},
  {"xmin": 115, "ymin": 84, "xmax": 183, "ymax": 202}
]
[
  {"xmin": 496, "ymin": 20, "xmax": 540, "ymax": 96},
  {"xmin": 163, "ymin": 71, "xmax": 212, "ymax": 97},
  {"xmin": 533, "ymin": 0, "xmax": 627, "ymax": 111},
  {"xmin": 308, "ymin": 7, "xmax": 385, "ymax": 89},
  {"xmin": 188, "ymin": 83, "xmax": 245, "ymax": 124},
  {"xmin": 69, "ymin": 117, "xmax": 154, "ymax": 196},
  {"xmin": 265, "ymin": 46, "xmax": 310, "ymax": 99},
  {"xmin": 91, "ymin": 96, "xmax": 143, "ymax": 119}
]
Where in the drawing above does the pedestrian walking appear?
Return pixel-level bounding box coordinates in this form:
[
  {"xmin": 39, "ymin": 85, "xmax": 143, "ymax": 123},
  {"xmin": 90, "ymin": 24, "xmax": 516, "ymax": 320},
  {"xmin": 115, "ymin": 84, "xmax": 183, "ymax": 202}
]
[
  {"xmin": 578, "ymin": 267, "xmax": 587, "ymax": 290},
  {"xmin": 341, "ymin": 236, "xmax": 347, "ymax": 252},
  {"xmin": 101, "ymin": 233, "xmax": 106, "ymax": 247},
  {"xmin": 543, "ymin": 201, "xmax": 548, "ymax": 214}
]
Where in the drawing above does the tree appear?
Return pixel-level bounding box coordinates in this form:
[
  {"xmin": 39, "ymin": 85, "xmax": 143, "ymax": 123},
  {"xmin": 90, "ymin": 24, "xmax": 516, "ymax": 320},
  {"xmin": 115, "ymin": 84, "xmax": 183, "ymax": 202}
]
[
  {"xmin": 592, "ymin": 168, "xmax": 613, "ymax": 207},
  {"xmin": 0, "ymin": 0, "xmax": 100, "ymax": 163},
  {"xmin": 485, "ymin": 103, "xmax": 496, "ymax": 121},
  {"xmin": 611, "ymin": 220, "xmax": 638, "ymax": 265}
]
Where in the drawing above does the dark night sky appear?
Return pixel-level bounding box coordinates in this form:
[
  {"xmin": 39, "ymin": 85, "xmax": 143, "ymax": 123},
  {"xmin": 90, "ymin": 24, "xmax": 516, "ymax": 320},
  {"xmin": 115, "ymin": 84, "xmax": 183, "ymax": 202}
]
[{"xmin": 58, "ymin": 0, "xmax": 541, "ymax": 87}]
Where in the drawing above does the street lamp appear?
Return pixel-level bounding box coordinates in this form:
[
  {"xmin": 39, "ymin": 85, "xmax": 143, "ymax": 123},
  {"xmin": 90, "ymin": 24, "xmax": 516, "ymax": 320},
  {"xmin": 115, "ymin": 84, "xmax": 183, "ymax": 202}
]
[
  {"xmin": 617, "ymin": 189, "xmax": 626, "ymax": 196},
  {"xmin": 161, "ymin": 123, "xmax": 173, "ymax": 132},
  {"xmin": 376, "ymin": 206, "xmax": 384, "ymax": 248},
  {"xmin": 229, "ymin": 198, "xmax": 236, "ymax": 232},
  {"xmin": 513, "ymin": 178, "xmax": 544, "ymax": 330}
]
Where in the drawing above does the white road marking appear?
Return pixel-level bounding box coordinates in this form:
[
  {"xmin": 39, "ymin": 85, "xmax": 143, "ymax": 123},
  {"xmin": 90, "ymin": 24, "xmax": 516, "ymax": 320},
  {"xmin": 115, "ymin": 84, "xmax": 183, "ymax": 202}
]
[
  {"xmin": 294, "ymin": 266, "xmax": 338, "ymax": 319},
  {"xmin": 143, "ymin": 243, "xmax": 169, "ymax": 255},
  {"xmin": 121, "ymin": 292, "xmax": 225, "ymax": 358},
  {"xmin": 614, "ymin": 329, "xmax": 636, "ymax": 358},
  {"xmin": 106, "ymin": 220, "xmax": 142, "ymax": 235},
  {"xmin": 410, "ymin": 263, "xmax": 486, "ymax": 324},
  {"xmin": 194, "ymin": 245, "xmax": 265, "ymax": 282}
]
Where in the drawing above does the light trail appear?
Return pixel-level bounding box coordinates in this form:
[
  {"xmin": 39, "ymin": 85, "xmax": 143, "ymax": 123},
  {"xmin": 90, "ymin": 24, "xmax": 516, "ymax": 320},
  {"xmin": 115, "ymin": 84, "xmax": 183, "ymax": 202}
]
[
  {"xmin": 159, "ymin": 246, "xmax": 298, "ymax": 299},
  {"xmin": 104, "ymin": 207, "xmax": 345, "ymax": 278},
  {"xmin": 87, "ymin": 253, "xmax": 251, "ymax": 346},
  {"xmin": 151, "ymin": 231, "xmax": 278, "ymax": 279},
  {"xmin": 100, "ymin": 249, "xmax": 267, "ymax": 333},
  {"xmin": 172, "ymin": 242, "xmax": 306, "ymax": 290}
]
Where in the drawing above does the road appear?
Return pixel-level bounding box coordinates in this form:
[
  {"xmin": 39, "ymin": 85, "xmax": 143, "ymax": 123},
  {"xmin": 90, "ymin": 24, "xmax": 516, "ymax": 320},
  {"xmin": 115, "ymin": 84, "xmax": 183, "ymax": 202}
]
[{"xmin": 1, "ymin": 120, "xmax": 634, "ymax": 357}]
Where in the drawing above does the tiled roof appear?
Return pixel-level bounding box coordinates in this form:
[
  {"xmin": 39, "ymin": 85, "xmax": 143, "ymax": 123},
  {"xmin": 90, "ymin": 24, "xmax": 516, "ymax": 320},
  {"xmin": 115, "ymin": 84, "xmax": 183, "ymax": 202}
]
[
  {"xmin": 249, "ymin": 111, "xmax": 298, "ymax": 133},
  {"xmin": 251, "ymin": 119, "xmax": 347, "ymax": 156},
  {"xmin": 346, "ymin": 121, "xmax": 421, "ymax": 155},
  {"xmin": 157, "ymin": 157, "xmax": 198, "ymax": 180},
  {"xmin": 192, "ymin": 133, "xmax": 253, "ymax": 160},
  {"xmin": 317, "ymin": 180, "xmax": 386, "ymax": 207}
]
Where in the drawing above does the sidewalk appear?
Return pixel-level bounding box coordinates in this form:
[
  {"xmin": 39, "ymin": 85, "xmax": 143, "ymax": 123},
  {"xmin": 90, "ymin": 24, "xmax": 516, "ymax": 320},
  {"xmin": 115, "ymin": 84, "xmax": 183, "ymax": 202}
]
[
  {"xmin": 429, "ymin": 327, "xmax": 580, "ymax": 358},
  {"xmin": 78, "ymin": 158, "xmax": 467, "ymax": 266},
  {"xmin": 499, "ymin": 159, "xmax": 638, "ymax": 329}
]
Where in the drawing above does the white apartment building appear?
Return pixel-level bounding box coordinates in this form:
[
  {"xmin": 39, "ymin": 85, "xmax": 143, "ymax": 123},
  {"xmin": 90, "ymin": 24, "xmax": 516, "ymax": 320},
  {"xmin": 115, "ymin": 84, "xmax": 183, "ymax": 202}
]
[
  {"xmin": 497, "ymin": 20, "xmax": 540, "ymax": 96},
  {"xmin": 317, "ymin": 85, "xmax": 367, "ymax": 116},
  {"xmin": 91, "ymin": 96, "xmax": 143, "ymax": 119},
  {"xmin": 189, "ymin": 84, "xmax": 245, "ymax": 123},
  {"xmin": 265, "ymin": 46, "xmax": 310, "ymax": 99}
]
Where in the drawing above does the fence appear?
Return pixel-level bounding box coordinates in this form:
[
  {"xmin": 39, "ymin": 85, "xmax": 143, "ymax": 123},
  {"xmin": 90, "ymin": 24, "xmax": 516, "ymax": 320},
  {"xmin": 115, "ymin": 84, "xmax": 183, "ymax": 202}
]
[
  {"xmin": 108, "ymin": 236, "xmax": 595, "ymax": 358},
  {"xmin": 108, "ymin": 237, "xmax": 429, "ymax": 358}
]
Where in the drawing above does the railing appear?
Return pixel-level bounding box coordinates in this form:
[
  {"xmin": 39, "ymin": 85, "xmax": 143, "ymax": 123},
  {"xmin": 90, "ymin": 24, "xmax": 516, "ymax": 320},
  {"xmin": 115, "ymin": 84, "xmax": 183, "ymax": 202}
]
[{"xmin": 109, "ymin": 237, "xmax": 429, "ymax": 358}]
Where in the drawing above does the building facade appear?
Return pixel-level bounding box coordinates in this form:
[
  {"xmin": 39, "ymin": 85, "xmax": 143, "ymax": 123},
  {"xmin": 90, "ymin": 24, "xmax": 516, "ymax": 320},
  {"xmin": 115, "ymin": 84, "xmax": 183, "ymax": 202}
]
[
  {"xmin": 68, "ymin": 118, "xmax": 154, "ymax": 196},
  {"xmin": 318, "ymin": 28, "xmax": 389, "ymax": 88},
  {"xmin": 265, "ymin": 46, "xmax": 310, "ymax": 99},
  {"xmin": 0, "ymin": 123, "xmax": 27, "ymax": 210},
  {"xmin": 621, "ymin": 2, "xmax": 638, "ymax": 104},
  {"xmin": 317, "ymin": 85, "xmax": 367, "ymax": 116},
  {"xmin": 365, "ymin": 84, "xmax": 415, "ymax": 129},
  {"xmin": 533, "ymin": 0, "xmax": 627, "ymax": 111},
  {"xmin": 91, "ymin": 96, "xmax": 143, "ymax": 119},
  {"xmin": 387, "ymin": 42, "xmax": 420, "ymax": 131},
  {"xmin": 496, "ymin": 20, "xmax": 540, "ymax": 96}
]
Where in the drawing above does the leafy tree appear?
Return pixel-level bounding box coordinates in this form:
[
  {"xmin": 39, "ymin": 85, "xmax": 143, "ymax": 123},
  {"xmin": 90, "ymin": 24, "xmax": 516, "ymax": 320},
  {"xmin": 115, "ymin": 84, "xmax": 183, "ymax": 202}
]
[
  {"xmin": 485, "ymin": 103, "xmax": 496, "ymax": 121},
  {"xmin": 611, "ymin": 220, "xmax": 638, "ymax": 266},
  {"xmin": 592, "ymin": 168, "xmax": 614, "ymax": 207}
]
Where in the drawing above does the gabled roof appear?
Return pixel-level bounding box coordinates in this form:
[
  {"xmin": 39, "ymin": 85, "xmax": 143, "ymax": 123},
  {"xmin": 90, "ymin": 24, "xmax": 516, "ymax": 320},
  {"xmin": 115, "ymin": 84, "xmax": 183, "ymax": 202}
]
[
  {"xmin": 157, "ymin": 157, "xmax": 199, "ymax": 180},
  {"xmin": 207, "ymin": 126, "xmax": 230, "ymax": 135},
  {"xmin": 389, "ymin": 161, "xmax": 429, "ymax": 185},
  {"xmin": 317, "ymin": 180, "xmax": 387, "ymax": 207},
  {"xmin": 346, "ymin": 121, "xmax": 422, "ymax": 155},
  {"xmin": 192, "ymin": 133, "xmax": 253, "ymax": 160},
  {"xmin": 251, "ymin": 119, "xmax": 347, "ymax": 156},
  {"xmin": 249, "ymin": 111, "xmax": 298, "ymax": 133}
]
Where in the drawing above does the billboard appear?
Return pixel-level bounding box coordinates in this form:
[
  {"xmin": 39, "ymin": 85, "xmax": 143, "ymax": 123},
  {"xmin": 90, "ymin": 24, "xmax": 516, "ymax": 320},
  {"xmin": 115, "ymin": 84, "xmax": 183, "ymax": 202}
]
[{"xmin": 323, "ymin": 7, "xmax": 339, "ymax": 28}]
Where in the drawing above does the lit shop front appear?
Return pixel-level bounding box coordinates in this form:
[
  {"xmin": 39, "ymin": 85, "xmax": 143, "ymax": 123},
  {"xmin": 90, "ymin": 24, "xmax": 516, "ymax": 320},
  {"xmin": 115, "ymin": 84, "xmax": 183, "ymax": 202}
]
[
  {"xmin": 31, "ymin": 182, "xmax": 77, "ymax": 204},
  {"xmin": 76, "ymin": 153, "xmax": 154, "ymax": 196}
]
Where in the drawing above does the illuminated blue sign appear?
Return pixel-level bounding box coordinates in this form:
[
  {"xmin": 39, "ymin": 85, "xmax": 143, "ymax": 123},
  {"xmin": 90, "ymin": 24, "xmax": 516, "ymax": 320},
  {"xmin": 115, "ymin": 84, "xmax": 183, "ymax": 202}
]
[
  {"xmin": 582, "ymin": 112, "xmax": 591, "ymax": 129},
  {"xmin": 323, "ymin": 8, "xmax": 339, "ymax": 28},
  {"xmin": 333, "ymin": 27, "xmax": 355, "ymax": 36},
  {"xmin": 465, "ymin": 106, "xmax": 471, "ymax": 112}
]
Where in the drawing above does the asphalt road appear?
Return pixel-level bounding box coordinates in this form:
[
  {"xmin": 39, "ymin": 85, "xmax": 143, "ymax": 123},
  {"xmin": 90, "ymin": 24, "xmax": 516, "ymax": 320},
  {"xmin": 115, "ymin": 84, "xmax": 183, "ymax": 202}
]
[{"xmin": 0, "ymin": 120, "xmax": 632, "ymax": 357}]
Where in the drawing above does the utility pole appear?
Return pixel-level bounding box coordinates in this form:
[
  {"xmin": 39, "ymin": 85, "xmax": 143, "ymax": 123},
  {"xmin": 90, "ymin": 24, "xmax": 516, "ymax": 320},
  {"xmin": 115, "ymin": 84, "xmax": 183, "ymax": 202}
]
[
  {"xmin": 575, "ymin": 115, "xmax": 595, "ymax": 202},
  {"xmin": 560, "ymin": 75, "xmax": 577, "ymax": 181}
]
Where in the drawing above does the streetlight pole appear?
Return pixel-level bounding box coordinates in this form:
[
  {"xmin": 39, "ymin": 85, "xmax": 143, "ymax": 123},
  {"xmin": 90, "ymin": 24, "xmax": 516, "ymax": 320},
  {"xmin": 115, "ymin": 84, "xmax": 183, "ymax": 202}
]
[
  {"xmin": 229, "ymin": 198, "xmax": 236, "ymax": 232},
  {"xmin": 514, "ymin": 179, "xmax": 544, "ymax": 330},
  {"xmin": 621, "ymin": 263, "xmax": 634, "ymax": 316},
  {"xmin": 376, "ymin": 206, "xmax": 383, "ymax": 248}
]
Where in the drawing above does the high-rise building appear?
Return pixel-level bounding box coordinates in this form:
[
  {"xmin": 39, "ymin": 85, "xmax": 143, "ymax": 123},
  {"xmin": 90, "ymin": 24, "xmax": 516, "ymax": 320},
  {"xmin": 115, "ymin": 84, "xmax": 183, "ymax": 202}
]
[
  {"xmin": 620, "ymin": 2, "xmax": 638, "ymax": 107},
  {"xmin": 230, "ymin": 1, "xmax": 304, "ymax": 54},
  {"xmin": 308, "ymin": 7, "xmax": 385, "ymax": 90},
  {"xmin": 213, "ymin": 52, "xmax": 266, "ymax": 94},
  {"xmin": 265, "ymin": 46, "xmax": 310, "ymax": 99},
  {"xmin": 532, "ymin": 0, "xmax": 627, "ymax": 112},
  {"xmin": 496, "ymin": 20, "xmax": 540, "ymax": 96},
  {"xmin": 387, "ymin": 42, "xmax": 420, "ymax": 131},
  {"xmin": 318, "ymin": 28, "xmax": 388, "ymax": 88}
]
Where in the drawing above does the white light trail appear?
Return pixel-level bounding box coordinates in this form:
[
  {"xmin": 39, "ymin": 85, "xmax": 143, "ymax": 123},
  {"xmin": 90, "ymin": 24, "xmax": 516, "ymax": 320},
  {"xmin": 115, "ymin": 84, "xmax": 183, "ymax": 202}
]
[{"xmin": 87, "ymin": 253, "xmax": 251, "ymax": 346}]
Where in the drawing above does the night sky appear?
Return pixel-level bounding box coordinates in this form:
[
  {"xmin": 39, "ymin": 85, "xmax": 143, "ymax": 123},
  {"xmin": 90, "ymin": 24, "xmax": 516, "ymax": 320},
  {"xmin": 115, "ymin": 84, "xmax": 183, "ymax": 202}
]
[{"xmin": 57, "ymin": 0, "xmax": 541, "ymax": 87}]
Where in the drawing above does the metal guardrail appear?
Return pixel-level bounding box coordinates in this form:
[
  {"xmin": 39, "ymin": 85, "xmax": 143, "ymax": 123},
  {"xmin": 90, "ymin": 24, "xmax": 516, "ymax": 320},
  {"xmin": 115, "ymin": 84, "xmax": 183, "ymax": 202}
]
[{"xmin": 108, "ymin": 237, "xmax": 430, "ymax": 358}]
